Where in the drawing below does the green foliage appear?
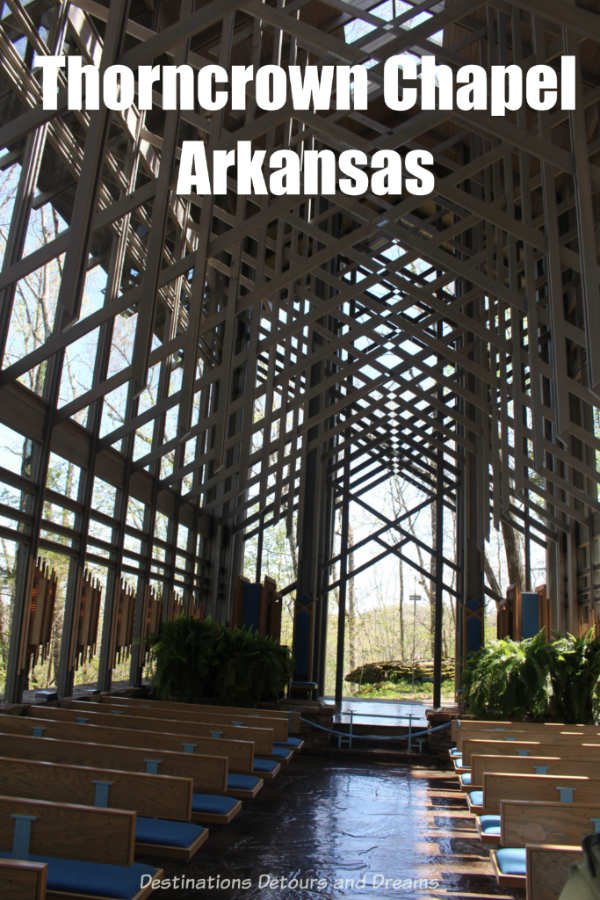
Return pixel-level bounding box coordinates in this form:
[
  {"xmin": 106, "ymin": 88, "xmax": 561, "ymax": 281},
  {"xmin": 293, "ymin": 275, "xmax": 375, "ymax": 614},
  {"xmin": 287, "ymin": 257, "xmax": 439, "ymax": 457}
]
[
  {"xmin": 149, "ymin": 616, "xmax": 293, "ymax": 706},
  {"xmin": 354, "ymin": 678, "xmax": 455, "ymax": 700},
  {"xmin": 548, "ymin": 631, "xmax": 600, "ymax": 723},
  {"xmin": 461, "ymin": 630, "xmax": 600, "ymax": 723}
]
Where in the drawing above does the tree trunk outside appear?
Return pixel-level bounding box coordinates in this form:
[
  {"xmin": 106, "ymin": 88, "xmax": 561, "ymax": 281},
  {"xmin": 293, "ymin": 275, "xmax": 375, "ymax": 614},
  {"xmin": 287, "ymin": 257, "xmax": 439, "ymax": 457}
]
[
  {"xmin": 501, "ymin": 518, "xmax": 524, "ymax": 589},
  {"xmin": 347, "ymin": 523, "xmax": 356, "ymax": 673},
  {"xmin": 429, "ymin": 499, "xmax": 437, "ymax": 659},
  {"xmin": 398, "ymin": 558, "xmax": 405, "ymax": 660},
  {"xmin": 484, "ymin": 554, "xmax": 503, "ymax": 602}
]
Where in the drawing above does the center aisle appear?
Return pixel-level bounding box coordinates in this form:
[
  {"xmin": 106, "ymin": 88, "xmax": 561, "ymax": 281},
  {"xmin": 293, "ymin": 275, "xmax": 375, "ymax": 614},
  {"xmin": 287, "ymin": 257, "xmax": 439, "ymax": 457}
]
[{"xmin": 156, "ymin": 757, "xmax": 516, "ymax": 899}]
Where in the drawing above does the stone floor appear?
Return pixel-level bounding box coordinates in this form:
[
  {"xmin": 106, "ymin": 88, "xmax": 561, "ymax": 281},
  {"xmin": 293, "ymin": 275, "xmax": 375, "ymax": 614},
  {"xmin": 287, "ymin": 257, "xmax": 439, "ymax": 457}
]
[{"xmin": 154, "ymin": 756, "xmax": 518, "ymax": 900}]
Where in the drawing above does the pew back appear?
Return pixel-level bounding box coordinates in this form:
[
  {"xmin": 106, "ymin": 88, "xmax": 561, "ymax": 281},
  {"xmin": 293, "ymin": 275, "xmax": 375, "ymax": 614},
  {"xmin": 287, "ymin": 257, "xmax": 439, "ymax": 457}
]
[
  {"xmin": 470, "ymin": 754, "xmax": 600, "ymax": 790},
  {"xmin": 461, "ymin": 738, "xmax": 600, "ymax": 766},
  {"xmin": 526, "ymin": 844, "xmax": 582, "ymax": 900},
  {"xmin": 455, "ymin": 726, "xmax": 593, "ymax": 751},
  {"xmin": 500, "ymin": 800, "xmax": 600, "ymax": 847},
  {"xmin": 0, "ymin": 795, "xmax": 135, "ymax": 865},
  {"xmin": 65, "ymin": 698, "xmax": 289, "ymax": 740},
  {"xmin": 452, "ymin": 718, "xmax": 598, "ymax": 742},
  {"xmin": 0, "ymin": 713, "xmax": 254, "ymax": 774},
  {"xmin": 482, "ymin": 772, "xmax": 600, "ymax": 814},
  {"xmin": 0, "ymin": 731, "xmax": 228, "ymax": 793},
  {"xmin": 30, "ymin": 704, "xmax": 272, "ymax": 755},
  {"xmin": 97, "ymin": 695, "xmax": 302, "ymax": 733},
  {"xmin": 0, "ymin": 756, "xmax": 193, "ymax": 821}
]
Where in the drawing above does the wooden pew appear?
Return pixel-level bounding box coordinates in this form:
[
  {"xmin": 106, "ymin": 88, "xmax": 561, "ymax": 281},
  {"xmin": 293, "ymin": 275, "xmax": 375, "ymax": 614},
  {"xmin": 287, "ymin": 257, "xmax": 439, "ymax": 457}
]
[
  {"xmin": 0, "ymin": 713, "xmax": 271, "ymax": 794},
  {"xmin": 449, "ymin": 722, "xmax": 598, "ymax": 770},
  {"xmin": 96, "ymin": 701, "xmax": 299, "ymax": 759},
  {"xmin": 0, "ymin": 858, "xmax": 47, "ymax": 900},
  {"xmin": 98, "ymin": 695, "xmax": 303, "ymax": 737},
  {"xmin": 0, "ymin": 795, "xmax": 161, "ymax": 900},
  {"xmin": 64, "ymin": 698, "xmax": 291, "ymax": 743},
  {"xmin": 488, "ymin": 800, "xmax": 595, "ymax": 891},
  {"xmin": 0, "ymin": 731, "xmax": 242, "ymax": 825},
  {"xmin": 501, "ymin": 799, "xmax": 600, "ymax": 849},
  {"xmin": 451, "ymin": 735, "xmax": 577, "ymax": 771},
  {"xmin": 28, "ymin": 704, "xmax": 276, "ymax": 757},
  {"xmin": 464, "ymin": 754, "xmax": 600, "ymax": 792},
  {"xmin": 30, "ymin": 703, "xmax": 285, "ymax": 765},
  {"xmin": 453, "ymin": 725, "xmax": 593, "ymax": 752},
  {"xmin": 451, "ymin": 718, "xmax": 600, "ymax": 742},
  {"xmin": 36, "ymin": 709, "xmax": 274, "ymax": 788},
  {"xmin": 460, "ymin": 737, "xmax": 600, "ymax": 768},
  {"xmin": 469, "ymin": 772, "xmax": 600, "ymax": 816},
  {"xmin": 0, "ymin": 756, "xmax": 208, "ymax": 862},
  {"xmin": 526, "ymin": 844, "xmax": 582, "ymax": 900},
  {"xmin": 56, "ymin": 701, "xmax": 292, "ymax": 765}
]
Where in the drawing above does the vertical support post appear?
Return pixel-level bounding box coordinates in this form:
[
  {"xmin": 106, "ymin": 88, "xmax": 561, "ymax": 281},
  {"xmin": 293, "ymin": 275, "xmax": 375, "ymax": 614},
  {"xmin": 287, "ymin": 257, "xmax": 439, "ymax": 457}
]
[
  {"xmin": 454, "ymin": 466, "xmax": 465, "ymax": 696},
  {"xmin": 463, "ymin": 447, "xmax": 485, "ymax": 657},
  {"xmin": 255, "ymin": 520, "xmax": 264, "ymax": 585},
  {"xmin": 546, "ymin": 537, "xmax": 559, "ymax": 632},
  {"xmin": 334, "ymin": 431, "xmax": 351, "ymax": 709},
  {"xmin": 433, "ymin": 320, "xmax": 445, "ymax": 710},
  {"xmin": 433, "ymin": 466, "xmax": 444, "ymax": 709},
  {"xmin": 525, "ymin": 517, "xmax": 531, "ymax": 591},
  {"xmin": 293, "ymin": 349, "xmax": 323, "ymax": 686},
  {"xmin": 5, "ymin": 544, "xmax": 33, "ymax": 702},
  {"xmin": 315, "ymin": 449, "xmax": 335, "ymax": 695},
  {"xmin": 567, "ymin": 523, "xmax": 579, "ymax": 634}
]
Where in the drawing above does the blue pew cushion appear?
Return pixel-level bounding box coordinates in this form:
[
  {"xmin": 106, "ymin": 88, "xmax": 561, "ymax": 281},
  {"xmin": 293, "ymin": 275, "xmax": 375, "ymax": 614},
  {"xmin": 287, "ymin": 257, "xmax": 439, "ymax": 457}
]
[
  {"xmin": 254, "ymin": 758, "xmax": 279, "ymax": 773},
  {"xmin": 461, "ymin": 773, "xmax": 472, "ymax": 786},
  {"xmin": 495, "ymin": 847, "xmax": 527, "ymax": 875},
  {"xmin": 468, "ymin": 790, "xmax": 484, "ymax": 807},
  {"xmin": 135, "ymin": 817, "xmax": 206, "ymax": 848},
  {"xmin": 0, "ymin": 852, "xmax": 157, "ymax": 900},
  {"xmin": 480, "ymin": 815, "xmax": 501, "ymax": 836},
  {"xmin": 228, "ymin": 774, "xmax": 262, "ymax": 790},
  {"xmin": 192, "ymin": 794, "xmax": 239, "ymax": 815},
  {"xmin": 270, "ymin": 746, "xmax": 292, "ymax": 759},
  {"xmin": 274, "ymin": 737, "xmax": 302, "ymax": 748}
]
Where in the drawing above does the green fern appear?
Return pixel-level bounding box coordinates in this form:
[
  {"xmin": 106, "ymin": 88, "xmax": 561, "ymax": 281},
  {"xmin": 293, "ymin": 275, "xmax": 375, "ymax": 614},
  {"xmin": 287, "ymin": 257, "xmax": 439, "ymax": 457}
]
[
  {"xmin": 462, "ymin": 629, "xmax": 600, "ymax": 723},
  {"xmin": 149, "ymin": 616, "xmax": 293, "ymax": 706}
]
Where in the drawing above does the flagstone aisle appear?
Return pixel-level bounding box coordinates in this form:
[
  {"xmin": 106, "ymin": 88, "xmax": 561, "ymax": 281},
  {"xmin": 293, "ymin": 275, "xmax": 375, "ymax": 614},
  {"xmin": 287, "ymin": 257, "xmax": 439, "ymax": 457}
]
[{"xmin": 157, "ymin": 756, "xmax": 517, "ymax": 900}]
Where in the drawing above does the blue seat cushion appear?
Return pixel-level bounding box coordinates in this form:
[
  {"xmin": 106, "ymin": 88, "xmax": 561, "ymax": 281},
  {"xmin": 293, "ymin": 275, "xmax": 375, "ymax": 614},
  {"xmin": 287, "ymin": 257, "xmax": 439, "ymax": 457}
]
[
  {"xmin": 495, "ymin": 847, "xmax": 526, "ymax": 875},
  {"xmin": 0, "ymin": 852, "xmax": 157, "ymax": 900},
  {"xmin": 135, "ymin": 817, "xmax": 206, "ymax": 848},
  {"xmin": 228, "ymin": 774, "xmax": 262, "ymax": 790},
  {"xmin": 468, "ymin": 790, "xmax": 484, "ymax": 807},
  {"xmin": 192, "ymin": 794, "xmax": 239, "ymax": 815},
  {"xmin": 461, "ymin": 772, "xmax": 472, "ymax": 786},
  {"xmin": 480, "ymin": 814, "xmax": 501, "ymax": 836},
  {"xmin": 254, "ymin": 758, "xmax": 279, "ymax": 773},
  {"xmin": 274, "ymin": 737, "xmax": 302, "ymax": 748},
  {"xmin": 270, "ymin": 746, "xmax": 292, "ymax": 759},
  {"xmin": 450, "ymin": 747, "xmax": 461, "ymax": 757}
]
